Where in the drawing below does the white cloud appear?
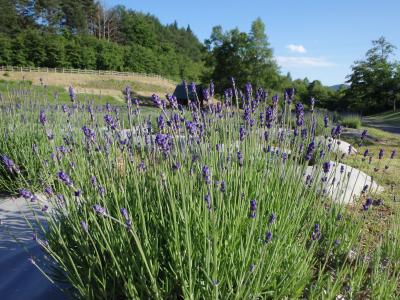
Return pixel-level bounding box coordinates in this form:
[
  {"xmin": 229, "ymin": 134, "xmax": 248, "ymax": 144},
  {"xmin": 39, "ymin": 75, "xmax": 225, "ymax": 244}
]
[
  {"xmin": 276, "ymin": 56, "xmax": 335, "ymax": 68},
  {"xmin": 286, "ymin": 44, "xmax": 307, "ymax": 53}
]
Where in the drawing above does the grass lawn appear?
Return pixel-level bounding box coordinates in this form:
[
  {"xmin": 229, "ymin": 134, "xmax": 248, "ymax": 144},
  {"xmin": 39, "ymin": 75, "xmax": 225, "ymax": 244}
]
[
  {"xmin": 0, "ymin": 79, "xmax": 121, "ymax": 105},
  {"xmin": 363, "ymin": 110, "xmax": 400, "ymax": 126},
  {"xmin": 1, "ymin": 70, "xmax": 176, "ymax": 100}
]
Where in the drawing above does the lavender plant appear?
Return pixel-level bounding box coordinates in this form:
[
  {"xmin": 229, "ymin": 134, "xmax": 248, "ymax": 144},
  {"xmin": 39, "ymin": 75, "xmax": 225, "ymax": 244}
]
[{"xmin": 0, "ymin": 81, "xmax": 399, "ymax": 299}]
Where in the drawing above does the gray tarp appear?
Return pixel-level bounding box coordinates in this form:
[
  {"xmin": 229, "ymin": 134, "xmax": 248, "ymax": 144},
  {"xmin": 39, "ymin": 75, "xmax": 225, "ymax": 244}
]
[{"xmin": 0, "ymin": 196, "xmax": 67, "ymax": 300}]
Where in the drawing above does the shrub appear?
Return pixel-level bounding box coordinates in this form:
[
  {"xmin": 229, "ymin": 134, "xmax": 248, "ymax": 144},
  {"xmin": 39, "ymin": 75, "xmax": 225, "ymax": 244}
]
[
  {"xmin": 0, "ymin": 83, "xmax": 398, "ymax": 299},
  {"xmin": 339, "ymin": 114, "xmax": 362, "ymax": 129}
]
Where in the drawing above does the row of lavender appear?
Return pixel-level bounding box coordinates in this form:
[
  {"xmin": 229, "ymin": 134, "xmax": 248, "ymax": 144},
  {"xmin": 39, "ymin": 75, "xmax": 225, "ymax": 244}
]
[{"xmin": 0, "ymin": 82, "xmax": 398, "ymax": 299}]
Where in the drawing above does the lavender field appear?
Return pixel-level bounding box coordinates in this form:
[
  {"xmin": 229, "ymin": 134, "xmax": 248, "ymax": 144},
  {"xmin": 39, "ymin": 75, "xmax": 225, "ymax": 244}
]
[{"xmin": 0, "ymin": 79, "xmax": 399, "ymax": 299}]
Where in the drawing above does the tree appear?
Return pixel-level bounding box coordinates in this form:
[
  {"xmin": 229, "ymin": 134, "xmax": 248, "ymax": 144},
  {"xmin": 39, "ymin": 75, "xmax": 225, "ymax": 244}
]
[
  {"xmin": 205, "ymin": 18, "xmax": 280, "ymax": 95},
  {"xmin": 345, "ymin": 37, "xmax": 397, "ymax": 113}
]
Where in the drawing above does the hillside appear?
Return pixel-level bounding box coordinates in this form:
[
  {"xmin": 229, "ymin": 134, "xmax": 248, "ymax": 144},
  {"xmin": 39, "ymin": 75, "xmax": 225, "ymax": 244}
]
[
  {"xmin": 328, "ymin": 84, "xmax": 349, "ymax": 91},
  {"xmin": 0, "ymin": 1, "xmax": 206, "ymax": 81},
  {"xmin": 0, "ymin": 69, "xmax": 176, "ymax": 101}
]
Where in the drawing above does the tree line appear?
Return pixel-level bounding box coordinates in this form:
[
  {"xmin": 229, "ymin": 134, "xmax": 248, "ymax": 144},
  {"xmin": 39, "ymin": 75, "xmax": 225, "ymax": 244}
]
[
  {"xmin": 0, "ymin": 0, "xmax": 206, "ymax": 81},
  {"xmin": 0, "ymin": 1, "xmax": 399, "ymax": 114}
]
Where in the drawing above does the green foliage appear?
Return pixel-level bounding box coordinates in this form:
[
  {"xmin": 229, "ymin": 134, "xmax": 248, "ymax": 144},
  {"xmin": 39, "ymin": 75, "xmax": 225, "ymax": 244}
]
[
  {"xmin": 344, "ymin": 37, "xmax": 399, "ymax": 114},
  {"xmin": 338, "ymin": 114, "xmax": 362, "ymax": 129},
  {"xmin": 0, "ymin": 1, "xmax": 206, "ymax": 82},
  {"xmin": 204, "ymin": 19, "xmax": 281, "ymax": 94}
]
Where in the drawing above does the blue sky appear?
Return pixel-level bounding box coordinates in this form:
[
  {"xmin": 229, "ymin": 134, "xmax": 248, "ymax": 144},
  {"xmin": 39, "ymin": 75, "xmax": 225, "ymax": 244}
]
[{"xmin": 107, "ymin": 0, "xmax": 400, "ymax": 86}]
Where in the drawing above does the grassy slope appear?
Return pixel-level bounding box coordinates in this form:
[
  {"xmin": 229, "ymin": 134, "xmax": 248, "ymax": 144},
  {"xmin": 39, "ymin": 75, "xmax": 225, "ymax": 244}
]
[
  {"xmin": 363, "ymin": 110, "xmax": 400, "ymax": 126},
  {"xmin": 341, "ymin": 127, "xmax": 400, "ymax": 255},
  {"xmin": 1, "ymin": 70, "xmax": 177, "ymax": 101}
]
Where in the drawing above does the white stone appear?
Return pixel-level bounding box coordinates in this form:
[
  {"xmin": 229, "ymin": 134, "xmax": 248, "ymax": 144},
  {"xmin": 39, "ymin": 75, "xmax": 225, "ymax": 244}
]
[{"xmin": 305, "ymin": 161, "xmax": 383, "ymax": 204}]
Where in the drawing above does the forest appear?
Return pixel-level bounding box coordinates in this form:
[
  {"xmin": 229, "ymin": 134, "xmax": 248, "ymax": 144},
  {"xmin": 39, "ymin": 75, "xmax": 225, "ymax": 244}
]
[{"xmin": 0, "ymin": 0, "xmax": 399, "ymax": 113}]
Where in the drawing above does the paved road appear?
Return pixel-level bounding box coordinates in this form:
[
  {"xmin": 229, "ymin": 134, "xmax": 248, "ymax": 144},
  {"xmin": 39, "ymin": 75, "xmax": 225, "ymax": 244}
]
[{"xmin": 363, "ymin": 118, "xmax": 400, "ymax": 135}]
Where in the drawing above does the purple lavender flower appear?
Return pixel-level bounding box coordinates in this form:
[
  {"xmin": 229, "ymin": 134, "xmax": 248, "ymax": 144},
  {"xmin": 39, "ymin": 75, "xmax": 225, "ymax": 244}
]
[
  {"xmin": 265, "ymin": 106, "xmax": 273, "ymax": 128},
  {"xmin": 301, "ymin": 128, "xmax": 308, "ymax": 139},
  {"xmin": 363, "ymin": 149, "xmax": 369, "ymax": 159},
  {"xmin": 152, "ymin": 94, "xmax": 162, "ymax": 108},
  {"xmin": 202, "ymin": 166, "xmax": 211, "ymax": 184},
  {"xmin": 1, "ymin": 155, "xmax": 20, "ymax": 173},
  {"xmin": 57, "ymin": 171, "xmax": 73, "ymax": 186},
  {"xmin": 305, "ymin": 141, "xmax": 315, "ymax": 161},
  {"xmin": 264, "ymin": 131, "xmax": 269, "ymax": 141},
  {"xmin": 202, "ymin": 88, "xmax": 210, "ymax": 101},
  {"xmin": 249, "ymin": 199, "xmax": 257, "ymax": 218},
  {"xmin": 98, "ymin": 186, "xmax": 105, "ymax": 197},
  {"xmin": 120, "ymin": 208, "xmax": 132, "ymax": 229},
  {"xmin": 245, "ymin": 82, "xmax": 252, "ymax": 101},
  {"xmin": 237, "ymin": 151, "xmax": 244, "ymax": 167},
  {"xmin": 82, "ymin": 126, "xmax": 96, "ymax": 140},
  {"xmin": 361, "ymin": 130, "xmax": 368, "ymax": 140},
  {"xmin": 172, "ymin": 162, "xmax": 181, "ymax": 171},
  {"xmin": 124, "ymin": 86, "xmax": 132, "ymax": 102},
  {"xmin": 185, "ymin": 121, "xmax": 197, "ymax": 135},
  {"xmin": 295, "ymin": 102, "xmax": 305, "ymax": 127},
  {"xmin": 312, "ymin": 223, "xmax": 321, "ymax": 240},
  {"xmin": 155, "ymin": 133, "xmax": 173, "ymax": 154},
  {"xmin": 323, "ymin": 162, "xmax": 331, "ymax": 174},
  {"xmin": 265, "ymin": 231, "xmax": 273, "ymax": 244},
  {"xmin": 390, "ymin": 150, "xmax": 396, "ymax": 159},
  {"xmin": 91, "ymin": 175, "xmax": 97, "ymax": 186},
  {"xmin": 20, "ymin": 189, "xmax": 33, "ymax": 199},
  {"xmin": 39, "ymin": 111, "xmax": 47, "ymax": 125},
  {"xmin": 104, "ymin": 115, "xmax": 116, "ymax": 130},
  {"xmin": 190, "ymin": 82, "xmax": 196, "ymax": 93},
  {"xmin": 239, "ymin": 126, "xmax": 246, "ymax": 141},
  {"xmin": 157, "ymin": 114, "xmax": 165, "ymax": 130},
  {"xmin": 378, "ymin": 149, "xmax": 384, "ymax": 160},
  {"xmin": 44, "ymin": 186, "xmax": 53, "ymax": 196},
  {"xmin": 68, "ymin": 86, "xmax": 76, "ymax": 102},
  {"xmin": 284, "ymin": 88, "xmax": 295, "ymax": 105},
  {"xmin": 220, "ymin": 180, "xmax": 226, "ymax": 192},
  {"xmin": 268, "ymin": 213, "xmax": 276, "ymax": 224},
  {"xmin": 80, "ymin": 221, "xmax": 89, "ymax": 233},
  {"xmin": 41, "ymin": 205, "xmax": 49, "ymax": 212},
  {"xmin": 204, "ymin": 193, "xmax": 211, "ymax": 210},
  {"xmin": 363, "ymin": 198, "xmax": 373, "ymax": 211},
  {"xmin": 93, "ymin": 204, "xmax": 106, "ymax": 216},
  {"xmin": 249, "ymin": 263, "xmax": 255, "ymax": 272},
  {"xmin": 332, "ymin": 125, "xmax": 342, "ymax": 138}
]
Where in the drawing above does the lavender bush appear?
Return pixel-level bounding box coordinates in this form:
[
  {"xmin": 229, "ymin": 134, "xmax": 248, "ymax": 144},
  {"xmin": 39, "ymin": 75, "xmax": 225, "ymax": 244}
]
[{"xmin": 0, "ymin": 81, "xmax": 399, "ymax": 299}]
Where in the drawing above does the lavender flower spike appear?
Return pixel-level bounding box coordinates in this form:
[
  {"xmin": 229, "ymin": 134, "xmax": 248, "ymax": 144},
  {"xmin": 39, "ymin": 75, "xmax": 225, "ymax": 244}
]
[
  {"xmin": 93, "ymin": 204, "xmax": 106, "ymax": 216},
  {"xmin": 57, "ymin": 171, "xmax": 73, "ymax": 186}
]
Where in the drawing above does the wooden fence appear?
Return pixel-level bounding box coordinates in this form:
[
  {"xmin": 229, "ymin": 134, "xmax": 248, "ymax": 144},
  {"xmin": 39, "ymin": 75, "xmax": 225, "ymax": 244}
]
[{"xmin": 0, "ymin": 66, "xmax": 174, "ymax": 83}]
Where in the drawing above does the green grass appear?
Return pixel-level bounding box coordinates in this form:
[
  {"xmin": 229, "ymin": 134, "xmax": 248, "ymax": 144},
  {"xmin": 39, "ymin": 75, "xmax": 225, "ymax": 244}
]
[
  {"xmin": 364, "ymin": 110, "xmax": 400, "ymax": 126},
  {"xmin": 0, "ymin": 80, "xmax": 121, "ymax": 105},
  {"xmin": 81, "ymin": 79, "xmax": 173, "ymax": 95},
  {"xmin": 338, "ymin": 114, "xmax": 362, "ymax": 129}
]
